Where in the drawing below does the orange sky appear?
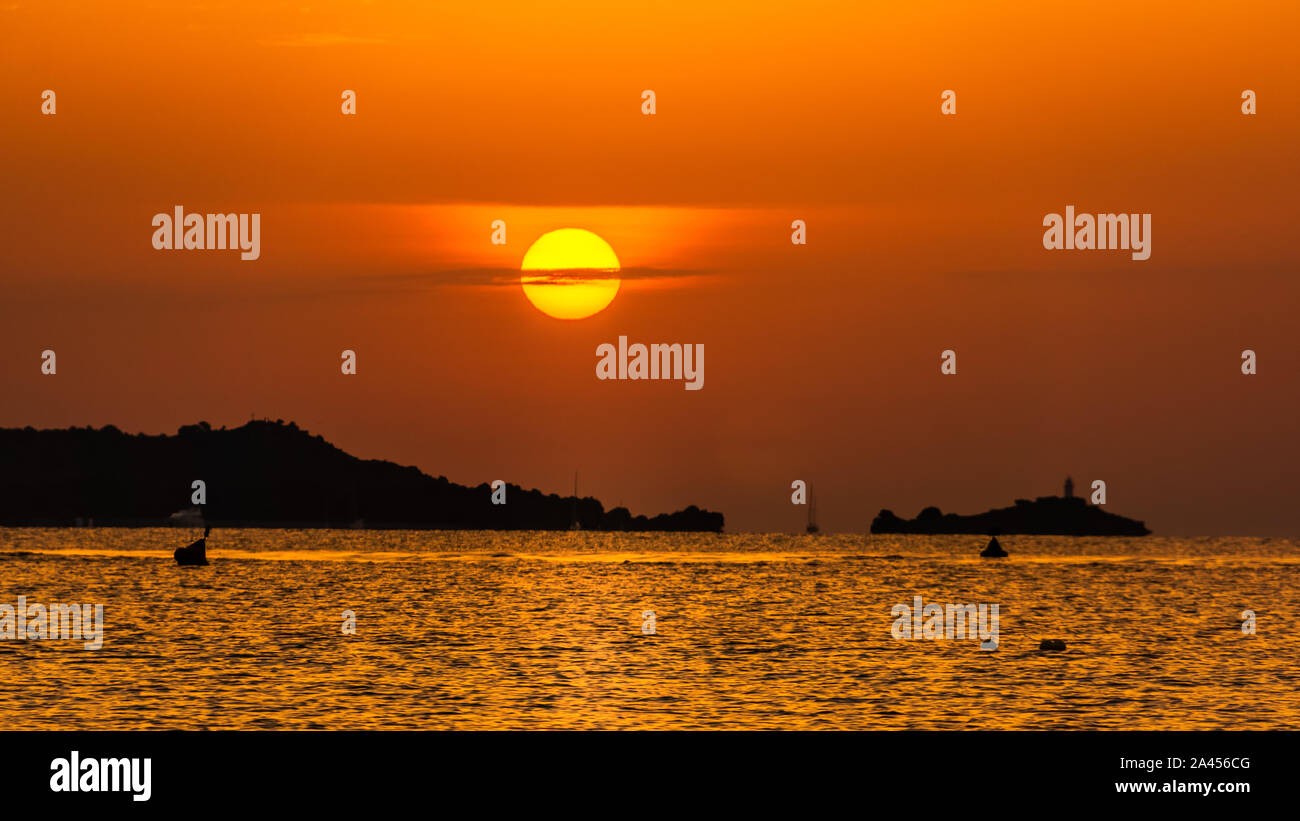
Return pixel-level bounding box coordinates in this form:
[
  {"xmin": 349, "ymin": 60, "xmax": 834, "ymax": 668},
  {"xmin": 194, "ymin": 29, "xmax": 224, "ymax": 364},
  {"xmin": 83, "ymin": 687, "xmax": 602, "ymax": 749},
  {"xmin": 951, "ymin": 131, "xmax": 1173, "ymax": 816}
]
[{"xmin": 2, "ymin": 1, "xmax": 1298, "ymax": 534}]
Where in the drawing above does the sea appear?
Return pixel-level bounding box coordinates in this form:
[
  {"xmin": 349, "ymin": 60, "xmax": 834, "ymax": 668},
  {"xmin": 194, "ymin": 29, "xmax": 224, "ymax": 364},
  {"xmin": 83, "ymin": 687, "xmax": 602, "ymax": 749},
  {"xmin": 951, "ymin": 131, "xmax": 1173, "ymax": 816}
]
[{"xmin": 1, "ymin": 529, "xmax": 1296, "ymax": 730}]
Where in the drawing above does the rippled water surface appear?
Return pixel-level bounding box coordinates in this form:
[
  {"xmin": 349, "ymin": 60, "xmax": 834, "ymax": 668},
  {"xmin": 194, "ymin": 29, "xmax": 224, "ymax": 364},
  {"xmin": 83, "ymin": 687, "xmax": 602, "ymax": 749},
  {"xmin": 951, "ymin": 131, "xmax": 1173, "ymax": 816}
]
[{"xmin": 1, "ymin": 529, "xmax": 1296, "ymax": 730}]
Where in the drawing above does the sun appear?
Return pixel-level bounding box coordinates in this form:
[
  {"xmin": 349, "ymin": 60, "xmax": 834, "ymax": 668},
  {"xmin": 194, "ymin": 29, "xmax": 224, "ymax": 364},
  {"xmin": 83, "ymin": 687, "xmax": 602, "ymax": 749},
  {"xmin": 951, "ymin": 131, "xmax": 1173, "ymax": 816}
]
[{"xmin": 520, "ymin": 228, "xmax": 621, "ymax": 320}]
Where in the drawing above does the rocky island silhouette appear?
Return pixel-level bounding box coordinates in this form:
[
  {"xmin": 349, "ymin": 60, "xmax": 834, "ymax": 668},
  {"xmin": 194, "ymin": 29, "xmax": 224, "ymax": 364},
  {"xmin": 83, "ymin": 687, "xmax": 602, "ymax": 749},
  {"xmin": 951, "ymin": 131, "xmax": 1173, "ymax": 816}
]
[
  {"xmin": 0, "ymin": 420, "xmax": 725, "ymax": 532},
  {"xmin": 870, "ymin": 478, "xmax": 1151, "ymax": 536}
]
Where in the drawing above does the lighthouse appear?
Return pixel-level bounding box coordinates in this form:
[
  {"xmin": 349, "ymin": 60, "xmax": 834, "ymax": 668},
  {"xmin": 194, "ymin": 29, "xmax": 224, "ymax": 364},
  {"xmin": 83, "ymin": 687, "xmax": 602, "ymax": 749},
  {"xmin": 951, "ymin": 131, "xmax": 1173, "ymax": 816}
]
[{"xmin": 1064, "ymin": 476, "xmax": 1074, "ymax": 499}]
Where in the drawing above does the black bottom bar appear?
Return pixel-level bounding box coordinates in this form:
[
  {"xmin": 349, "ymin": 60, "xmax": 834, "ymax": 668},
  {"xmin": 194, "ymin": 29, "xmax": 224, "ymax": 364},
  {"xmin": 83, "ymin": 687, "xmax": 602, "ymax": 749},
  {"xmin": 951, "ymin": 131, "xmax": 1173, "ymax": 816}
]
[{"xmin": 5, "ymin": 731, "xmax": 1282, "ymax": 810}]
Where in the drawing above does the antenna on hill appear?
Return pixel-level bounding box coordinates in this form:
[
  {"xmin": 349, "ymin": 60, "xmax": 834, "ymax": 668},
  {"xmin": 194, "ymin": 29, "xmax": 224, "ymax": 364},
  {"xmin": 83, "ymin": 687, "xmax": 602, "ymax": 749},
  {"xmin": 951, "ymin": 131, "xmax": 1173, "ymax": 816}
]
[{"xmin": 569, "ymin": 471, "xmax": 581, "ymax": 531}]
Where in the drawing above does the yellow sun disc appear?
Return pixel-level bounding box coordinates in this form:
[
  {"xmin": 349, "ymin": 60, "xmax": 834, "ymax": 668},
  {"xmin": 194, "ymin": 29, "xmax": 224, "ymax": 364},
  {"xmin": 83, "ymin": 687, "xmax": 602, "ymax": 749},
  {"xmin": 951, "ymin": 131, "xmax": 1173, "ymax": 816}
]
[{"xmin": 520, "ymin": 228, "xmax": 621, "ymax": 320}]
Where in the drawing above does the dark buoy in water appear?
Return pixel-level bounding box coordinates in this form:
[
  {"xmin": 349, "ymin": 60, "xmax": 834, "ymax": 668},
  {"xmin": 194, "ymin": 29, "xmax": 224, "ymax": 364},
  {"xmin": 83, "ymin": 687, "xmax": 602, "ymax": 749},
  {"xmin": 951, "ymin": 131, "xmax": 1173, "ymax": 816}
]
[
  {"xmin": 1039, "ymin": 639, "xmax": 1067, "ymax": 651},
  {"xmin": 175, "ymin": 526, "xmax": 210, "ymax": 566},
  {"xmin": 980, "ymin": 533, "xmax": 1007, "ymax": 558}
]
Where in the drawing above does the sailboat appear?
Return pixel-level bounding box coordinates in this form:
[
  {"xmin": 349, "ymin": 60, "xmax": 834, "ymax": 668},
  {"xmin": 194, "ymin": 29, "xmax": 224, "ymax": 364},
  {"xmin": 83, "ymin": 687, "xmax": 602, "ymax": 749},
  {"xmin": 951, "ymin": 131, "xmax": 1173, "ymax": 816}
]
[
  {"xmin": 806, "ymin": 484, "xmax": 819, "ymax": 534},
  {"xmin": 569, "ymin": 471, "xmax": 582, "ymax": 531}
]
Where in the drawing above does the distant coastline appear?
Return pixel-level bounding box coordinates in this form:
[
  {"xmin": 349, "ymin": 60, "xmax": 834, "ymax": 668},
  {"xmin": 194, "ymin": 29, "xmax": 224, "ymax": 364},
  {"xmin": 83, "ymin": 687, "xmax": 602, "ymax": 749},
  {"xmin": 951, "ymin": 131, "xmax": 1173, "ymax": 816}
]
[
  {"xmin": 870, "ymin": 492, "xmax": 1151, "ymax": 536},
  {"xmin": 0, "ymin": 420, "xmax": 725, "ymax": 532}
]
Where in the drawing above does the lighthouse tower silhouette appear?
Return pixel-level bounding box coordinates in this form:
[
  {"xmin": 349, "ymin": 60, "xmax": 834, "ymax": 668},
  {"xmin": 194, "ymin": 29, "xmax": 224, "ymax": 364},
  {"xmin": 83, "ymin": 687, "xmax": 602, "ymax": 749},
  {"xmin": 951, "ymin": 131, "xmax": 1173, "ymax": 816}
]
[{"xmin": 1064, "ymin": 476, "xmax": 1074, "ymax": 499}]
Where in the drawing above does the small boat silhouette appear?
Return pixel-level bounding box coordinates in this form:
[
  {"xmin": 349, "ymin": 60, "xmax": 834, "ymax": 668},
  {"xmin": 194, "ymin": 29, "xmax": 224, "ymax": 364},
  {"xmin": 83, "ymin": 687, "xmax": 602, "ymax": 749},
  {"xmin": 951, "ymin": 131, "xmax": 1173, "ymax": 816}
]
[
  {"xmin": 175, "ymin": 526, "xmax": 210, "ymax": 566},
  {"xmin": 569, "ymin": 471, "xmax": 582, "ymax": 531}
]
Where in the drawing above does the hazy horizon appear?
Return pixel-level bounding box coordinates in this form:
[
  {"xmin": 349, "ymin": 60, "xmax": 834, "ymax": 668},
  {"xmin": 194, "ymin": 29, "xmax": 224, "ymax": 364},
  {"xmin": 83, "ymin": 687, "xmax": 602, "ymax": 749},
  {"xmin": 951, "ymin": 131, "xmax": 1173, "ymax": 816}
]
[{"xmin": 0, "ymin": 416, "xmax": 1264, "ymax": 537}]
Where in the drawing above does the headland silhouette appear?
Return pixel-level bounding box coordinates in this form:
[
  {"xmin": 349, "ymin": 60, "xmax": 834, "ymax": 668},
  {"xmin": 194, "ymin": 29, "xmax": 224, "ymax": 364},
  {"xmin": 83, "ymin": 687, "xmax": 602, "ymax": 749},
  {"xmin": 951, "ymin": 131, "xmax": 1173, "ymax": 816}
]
[
  {"xmin": 871, "ymin": 478, "xmax": 1151, "ymax": 536},
  {"xmin": 0, "ymin": 420, "xmax": 725, "ymax": 532}
]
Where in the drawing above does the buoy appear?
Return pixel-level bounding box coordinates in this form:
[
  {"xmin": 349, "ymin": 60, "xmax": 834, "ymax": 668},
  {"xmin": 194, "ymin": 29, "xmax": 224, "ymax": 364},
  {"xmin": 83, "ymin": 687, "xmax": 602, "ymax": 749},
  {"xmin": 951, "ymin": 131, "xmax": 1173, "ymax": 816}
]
[
  {"xmin": 980, "ymin": 536, "xmax": 1008, "ymax": 558},
  {"xmin": 1039, "ymin": 639, "xmax": 1066, "ymax": 651}
]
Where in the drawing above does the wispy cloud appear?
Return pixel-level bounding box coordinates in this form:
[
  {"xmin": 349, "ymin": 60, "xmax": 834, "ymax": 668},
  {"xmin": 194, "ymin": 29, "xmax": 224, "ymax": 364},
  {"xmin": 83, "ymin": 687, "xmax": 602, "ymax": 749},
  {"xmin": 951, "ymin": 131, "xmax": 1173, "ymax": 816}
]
[{"xmin": 337, "ymin": 265, "xmax": 709, "ymax": 291}]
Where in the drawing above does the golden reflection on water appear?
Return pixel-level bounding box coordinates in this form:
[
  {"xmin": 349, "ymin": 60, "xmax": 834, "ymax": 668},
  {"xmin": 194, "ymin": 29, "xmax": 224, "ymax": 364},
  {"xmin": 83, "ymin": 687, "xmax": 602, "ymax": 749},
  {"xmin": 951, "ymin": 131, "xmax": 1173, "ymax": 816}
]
[{"xmin": 1, "ymin": 529, "xmax": 1297, "ymax": 730}]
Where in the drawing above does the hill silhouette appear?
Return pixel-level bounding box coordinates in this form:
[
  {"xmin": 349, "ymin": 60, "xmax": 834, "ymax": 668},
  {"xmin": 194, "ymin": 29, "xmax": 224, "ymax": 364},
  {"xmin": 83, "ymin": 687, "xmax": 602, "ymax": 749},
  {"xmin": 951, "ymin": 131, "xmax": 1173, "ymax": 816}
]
[
  {"xmin": 0, "ymin": 420, "xmax": 725, "ymax": 531},
  {"xmin": 870, "ymin": 495, "xmax": 1150, "ymax": 536}
]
